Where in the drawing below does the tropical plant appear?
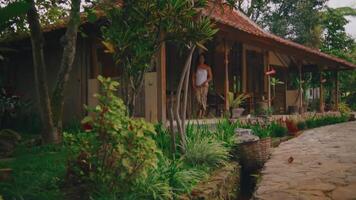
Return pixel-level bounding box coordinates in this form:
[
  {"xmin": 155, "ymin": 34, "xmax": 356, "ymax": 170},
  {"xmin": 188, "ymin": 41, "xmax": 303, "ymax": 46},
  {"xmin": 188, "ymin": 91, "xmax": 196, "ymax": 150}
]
[
  {"xmin": 154, "ymin": 123, "xmax": 173, "ymax": 158},
  {"xmin": 268, "ymin": 122, "xmax": 288, "ymax": 138},
  {"xmin": 215, "ymin": 119, "xmax": 239, "ymax": 147},
  {"xmin": 338, "ymin": 102, "xmax": 352, "ymax": 116},
  {"xmin": 228, "ymin": 92, "xmax": 249, "ymax": 109},
  {"xmin": 64, "ymin": 76, "xmax": 160, "ymax": 197},
  {"xmin": 285, "ymin": 118, "xmax": 299, "ymax": 134},
  {"xmin": 297, "ymin": 121, "xmax": 307, "ymax": 130},
  {"xmin": 185, "ymin": 134, "xmax": 228, "ymax": 168},
  {"xmin": 250, "ymin": 124, "xmax": 271, "ymax": 138},
  {"xmin": 270, "ymin": 77, "xmax": 284, "ymax": 98}
]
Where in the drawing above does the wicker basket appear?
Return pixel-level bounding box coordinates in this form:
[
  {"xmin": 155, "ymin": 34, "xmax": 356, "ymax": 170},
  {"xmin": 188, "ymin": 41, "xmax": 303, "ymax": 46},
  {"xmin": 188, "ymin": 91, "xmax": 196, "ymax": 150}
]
[{"xmin": 238, "ymin": 137, "xmax": 271, "ymax": 170}]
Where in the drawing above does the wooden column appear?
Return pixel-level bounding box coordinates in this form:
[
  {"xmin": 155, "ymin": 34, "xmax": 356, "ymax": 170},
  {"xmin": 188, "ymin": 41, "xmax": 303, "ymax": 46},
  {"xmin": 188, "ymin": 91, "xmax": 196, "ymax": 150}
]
[
  {"xmin": 242, "ymin": 44, "xmax": 247, "ymax": 93},
  {"xmin": 334, "ymin": 70, "xmax": 339, "ymax": 111},
  {"xmin": 224, "ymin": 40, "xmax": 230, "ymax": 111},
  {"xmin": 319, "ymin": 68, "xmax": 325, "ymax": 113},
  {"xmin": 298, "ymin": 64, "xmax": 303, "ymax": 114},
  {"xmin": 157, "ymin": 42, "xmax": 167, "ymax": 123},
  {"xmin": 265, "ymin": 51, "xmax": 271, "ymax": 108}
]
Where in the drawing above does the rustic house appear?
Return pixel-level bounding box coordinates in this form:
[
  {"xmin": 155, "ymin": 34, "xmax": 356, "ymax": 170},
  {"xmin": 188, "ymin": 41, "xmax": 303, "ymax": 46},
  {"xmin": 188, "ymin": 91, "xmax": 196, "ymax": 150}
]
[{"xmin": 1, "ymin": 3, "xmax": 355, "ymax": 125}]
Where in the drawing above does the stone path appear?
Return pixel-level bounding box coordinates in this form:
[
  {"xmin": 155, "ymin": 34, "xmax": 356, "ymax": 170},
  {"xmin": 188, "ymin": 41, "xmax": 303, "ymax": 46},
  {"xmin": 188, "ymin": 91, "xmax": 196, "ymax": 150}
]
[{"xmin": 254, "ymin": 121, "xmax": 356, "ymax": 200}]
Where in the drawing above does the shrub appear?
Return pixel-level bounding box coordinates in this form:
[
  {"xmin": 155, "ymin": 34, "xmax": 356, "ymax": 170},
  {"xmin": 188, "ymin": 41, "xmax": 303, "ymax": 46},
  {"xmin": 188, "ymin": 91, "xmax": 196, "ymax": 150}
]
[
  {"xmin": 250, "ymin": 124, "xmax": 271, "ymax": 138},
  {"xmin": 215, "ymin": 119, "xmax": 239, "ymax": 147},
  {"xmin": 285, "ymin": 119, "xmax": 299, "ymax": 134},
  {"xmin": 185, "ymin": 134, "xmax": 228, "ymax": 168},
  {"xmin": 305, "ymin": 115, "xmax": 348, "ymax": 129},
  {"xmin": 126, "ymin": 156, "xmax": 207, "ymax": 200},
  {"xmin": 338, "ymin": 102, "xmax": 352, "ymax": 116},
  {"xmin": 64, "ymin": 76, "xmax": 160, "ymax": 197},
  {"xmin": 154, "ymin": 123, "xmax": 173, "ymax": 157},
  {"xmin": 268, "ymin": 122, "xmax": 288, "ymax": 137},
  {"xmin": 297, "ymin": 121, "xmax": 307, "ymax": 130}
]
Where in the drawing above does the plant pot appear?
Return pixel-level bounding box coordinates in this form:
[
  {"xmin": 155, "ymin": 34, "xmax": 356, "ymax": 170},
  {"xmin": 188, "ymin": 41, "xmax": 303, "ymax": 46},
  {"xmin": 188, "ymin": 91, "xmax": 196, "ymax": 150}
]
[
  {"xmin": 231, "ymin": 108, "xmax": 245, "ymax": 118},
  {"xmin": 257, "ymin": 102, "xmax": 268, "ymax": 112},
  {"xmin": 238, "ymin": 137, "xmax": 271, "ymax": 171}
]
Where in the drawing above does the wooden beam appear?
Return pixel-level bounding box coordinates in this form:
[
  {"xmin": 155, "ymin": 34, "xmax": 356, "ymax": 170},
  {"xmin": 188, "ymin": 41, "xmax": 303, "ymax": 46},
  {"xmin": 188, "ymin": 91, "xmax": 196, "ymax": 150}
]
[
  {"xmin": 274, "ymin": 52, "xmax": 289, "ymax": 67},
  {"xmin": 216, "ymin": 24, "xmax": 353, "ymax": 70},
  {"xmin": 157, "ymin": 41, "xmax": 167, "ymax": 123}
]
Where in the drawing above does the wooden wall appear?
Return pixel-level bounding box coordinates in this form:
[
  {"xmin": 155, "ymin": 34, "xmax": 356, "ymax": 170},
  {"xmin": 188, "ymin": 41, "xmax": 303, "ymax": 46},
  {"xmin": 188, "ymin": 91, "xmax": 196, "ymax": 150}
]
[{"xmin": 2, "ymin": 31, "xmax": 90, "ymax": 125}]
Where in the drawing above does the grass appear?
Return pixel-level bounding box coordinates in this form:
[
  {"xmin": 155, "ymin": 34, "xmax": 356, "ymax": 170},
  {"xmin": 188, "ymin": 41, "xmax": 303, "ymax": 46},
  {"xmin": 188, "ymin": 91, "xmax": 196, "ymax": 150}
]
[{"xmin": 0, "ymin": 144, "xmax": 67, "ymax": 200}]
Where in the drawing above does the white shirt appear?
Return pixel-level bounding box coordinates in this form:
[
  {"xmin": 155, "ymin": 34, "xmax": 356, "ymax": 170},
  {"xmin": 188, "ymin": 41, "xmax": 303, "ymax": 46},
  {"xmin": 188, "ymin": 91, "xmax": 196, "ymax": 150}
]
[{"xmin": 196, "ymin": 68, "xmax": 208, "ymax": 86}]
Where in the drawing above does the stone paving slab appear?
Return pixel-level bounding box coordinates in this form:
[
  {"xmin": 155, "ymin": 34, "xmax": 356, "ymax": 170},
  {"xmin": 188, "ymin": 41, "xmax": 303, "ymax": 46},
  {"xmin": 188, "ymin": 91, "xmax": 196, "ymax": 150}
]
[{"xmin": 254, "ymin": 121, "xmax": 356, "ymax": 200}]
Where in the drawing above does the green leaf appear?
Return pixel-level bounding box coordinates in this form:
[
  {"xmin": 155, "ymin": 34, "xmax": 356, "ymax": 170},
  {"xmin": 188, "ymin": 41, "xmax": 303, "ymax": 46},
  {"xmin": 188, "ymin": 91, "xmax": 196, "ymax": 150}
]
[{"xmin": 81, "ymin": 116, "xmax": 92, "ymax": 124}]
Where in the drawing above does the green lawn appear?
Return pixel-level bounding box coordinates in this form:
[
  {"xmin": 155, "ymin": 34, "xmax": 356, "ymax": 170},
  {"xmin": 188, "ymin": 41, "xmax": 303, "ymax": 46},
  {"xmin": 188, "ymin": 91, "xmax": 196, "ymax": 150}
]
[{"xmin": 0, "ymin": 144, "xmax": 67, "ymax": 200}]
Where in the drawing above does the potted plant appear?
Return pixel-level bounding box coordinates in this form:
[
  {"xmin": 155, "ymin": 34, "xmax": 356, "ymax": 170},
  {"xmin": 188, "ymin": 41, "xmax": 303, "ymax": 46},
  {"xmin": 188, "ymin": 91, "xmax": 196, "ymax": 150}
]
[{"xmin": 228, "ymin": 92, "xmax": 249, "ymax": 118}]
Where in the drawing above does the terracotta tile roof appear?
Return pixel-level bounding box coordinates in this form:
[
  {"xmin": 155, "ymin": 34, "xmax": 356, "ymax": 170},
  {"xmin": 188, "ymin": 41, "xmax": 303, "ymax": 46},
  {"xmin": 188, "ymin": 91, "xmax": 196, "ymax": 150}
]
[
  {"xmin": 203, "ymin": 3, "xmax": 356, "ymax": 69},
  {"xmin": 3, "ymin": 2, "xmax": 355, "ymax": 69}
]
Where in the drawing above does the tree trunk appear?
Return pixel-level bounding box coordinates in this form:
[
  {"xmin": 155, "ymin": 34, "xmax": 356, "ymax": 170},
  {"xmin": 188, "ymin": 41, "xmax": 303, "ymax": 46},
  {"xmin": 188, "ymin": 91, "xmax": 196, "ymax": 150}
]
[
  {"xmin": 26, "ymin": 0, "xmax": 57, "ymax": 144},
  {"xmin": 27, "ymin": 0, "xmax": 81, "ymax": 144},
  {"xmin": 174, "ymin": 45, "xmax": 196, "ymax": 153},
  {"xmin": 51, "ymin": 0, "xmax": 81, "ymax": 138}
]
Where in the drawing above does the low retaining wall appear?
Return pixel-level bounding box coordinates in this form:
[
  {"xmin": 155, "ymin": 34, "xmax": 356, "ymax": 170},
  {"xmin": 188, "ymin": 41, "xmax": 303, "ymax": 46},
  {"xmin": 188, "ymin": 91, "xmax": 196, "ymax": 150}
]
[{"xmin": 180, "ymin": 162, "xmax": 240, "ymax": 200}]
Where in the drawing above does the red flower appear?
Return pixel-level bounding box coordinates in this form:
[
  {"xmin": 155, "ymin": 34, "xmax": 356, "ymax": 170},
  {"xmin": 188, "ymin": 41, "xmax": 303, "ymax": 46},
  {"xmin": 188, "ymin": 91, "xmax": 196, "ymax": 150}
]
[
  {"xmin": 82, "ymin": 122, "xmax": 93, "ymax": 131},
  {"xmin": 285, "ymin": 119, "xmax": 299, "ymax": 134}
]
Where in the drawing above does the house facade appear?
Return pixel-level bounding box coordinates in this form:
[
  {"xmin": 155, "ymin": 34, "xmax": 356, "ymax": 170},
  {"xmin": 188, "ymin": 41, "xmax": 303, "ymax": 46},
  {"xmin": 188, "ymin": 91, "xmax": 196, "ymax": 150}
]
[{"xmin": 1, "ymin": 4, "xmax": 355, "ymax": 125}]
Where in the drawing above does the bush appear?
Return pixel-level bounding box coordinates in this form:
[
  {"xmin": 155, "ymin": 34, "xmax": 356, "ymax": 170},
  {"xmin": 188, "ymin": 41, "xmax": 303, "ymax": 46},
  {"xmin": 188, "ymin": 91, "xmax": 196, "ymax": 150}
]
[
  {"xmin": 285, "ymin": 119, "xmax": 299, "ymax": 134},
  {"xmin": 338, "ymin": 102, "xmax": 352, "ymax": 115},
  {"xmin": 64, "ymin": 76, "xmax": 160, "ymax": 198},
  {"xmin": 185, "ymin": 134, "xmax": 228, "ymax": 168},
  {"xmin": 268, "ymin": 122, "xmax": 288, "ymax": 137},
  {"xmin": 154, "ymin": 123, "xmax": 173, "ymax": 157},
  {"xmin": 119, "ymin": 156, "xmax": 207, "ymax": 200},
  {"xmin": 297, "ymin": 121, "xmax": 307, "ymax": 130},
  {"xmin": 250, "ymin": 124, "xmax": 271, "ymax": 138},
  {"xmin": 305, "ymin": 115, "xmax": 348, "ymax": 129},
  {"xmin": 215, "ymin": 119, "xmax": 239, "ymax": 147}
]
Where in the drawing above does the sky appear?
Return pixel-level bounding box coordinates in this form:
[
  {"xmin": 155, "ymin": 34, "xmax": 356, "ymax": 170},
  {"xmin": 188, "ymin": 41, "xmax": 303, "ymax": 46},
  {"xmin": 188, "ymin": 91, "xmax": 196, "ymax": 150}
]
[{"xmin": 328, "ymin": 0, "xmax": 356, "ymax": 38}]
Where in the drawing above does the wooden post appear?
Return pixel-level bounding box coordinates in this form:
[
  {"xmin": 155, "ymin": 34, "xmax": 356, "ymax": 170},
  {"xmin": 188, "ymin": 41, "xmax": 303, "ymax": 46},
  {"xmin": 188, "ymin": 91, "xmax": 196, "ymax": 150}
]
[
  {"xmin": 91, "ymin": 41, "xmax": 99, "ymax": 78},
  {"xmin": 224, "ymin": 39, "xmax": 230, "ymax": 111},
  {"xmin": 157, "ymin": 41, "xmax": 167, "ymax": 123},
  {"xmin": 266, "ymin": 51, "xmax": 271, "ymax": 108},
  {"xmin": 242, "ymin": 44, "xmax": 247, "ymax": 93},
  {"xmin": 298, "ymin": 64, "xmax": 303, "ymax": 114},
  {"xmin": 319, "ymin": 68, "xmax": 325, "ymax": 113},
  {"xmin": 334, "ymin": 70, "xmax": 339, "ymax": 111}
]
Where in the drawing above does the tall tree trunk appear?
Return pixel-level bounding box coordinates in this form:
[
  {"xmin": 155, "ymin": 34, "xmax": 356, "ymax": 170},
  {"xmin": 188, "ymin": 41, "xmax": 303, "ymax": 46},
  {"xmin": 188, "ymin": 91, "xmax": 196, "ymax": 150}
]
[
  {"xmin": 51, "ymin": 0, "xmax": 81, "ymax": 138},
  {"xmin": 26, "ymin": 0, "xmax": 56, "ymax": 144},
  {"xmin": 174, "ymin": 45, "xmax": 196, "ymax": 153},
  {"xmin": 27, "ymin": 0, "xmax": 81, "ymax": 144}
]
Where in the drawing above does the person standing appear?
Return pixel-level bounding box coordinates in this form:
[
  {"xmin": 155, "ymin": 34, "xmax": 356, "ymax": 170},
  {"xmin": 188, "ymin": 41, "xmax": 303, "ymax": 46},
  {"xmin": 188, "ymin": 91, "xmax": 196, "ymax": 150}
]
[{"xmin": 192, "ymin": 54, "xmax": 213, "ymax": 118}]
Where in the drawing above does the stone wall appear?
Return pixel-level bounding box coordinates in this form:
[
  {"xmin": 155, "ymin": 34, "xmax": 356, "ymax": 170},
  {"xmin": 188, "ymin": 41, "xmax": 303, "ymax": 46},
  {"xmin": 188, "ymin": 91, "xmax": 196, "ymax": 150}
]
[{"xmin": 180, "ymin": 162, "xmax": 240, "ymax": 200}]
